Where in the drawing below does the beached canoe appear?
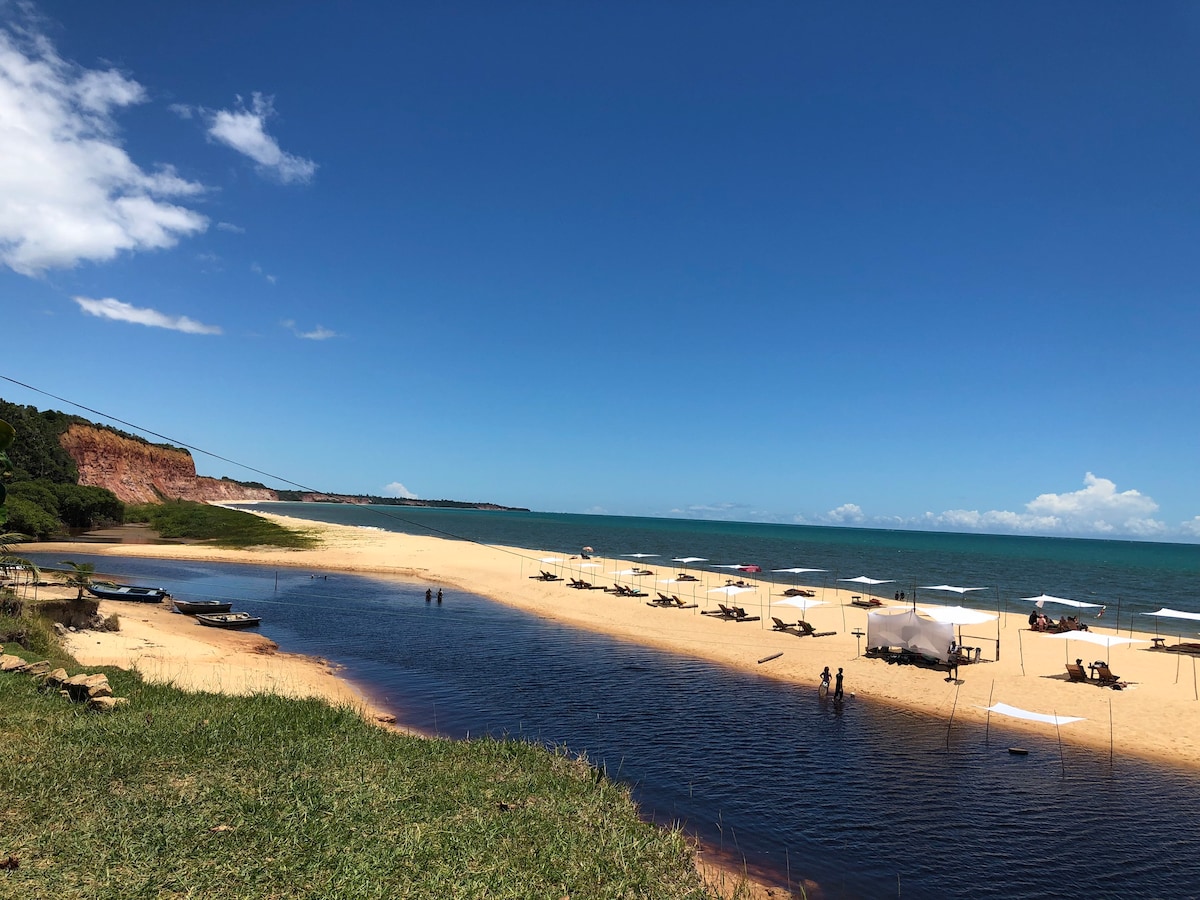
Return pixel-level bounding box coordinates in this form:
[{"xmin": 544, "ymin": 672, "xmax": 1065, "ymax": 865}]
[
  {"xmin": 195, "ymin": 612, "xmax": 262, "ymax": 629},
  {"xmin": 173, "ymin": 599, "xmax": 234, "ymax": 615},
  {"xmin": 87, "ymin": 581, "xmax": 169, "ymax": 602}
]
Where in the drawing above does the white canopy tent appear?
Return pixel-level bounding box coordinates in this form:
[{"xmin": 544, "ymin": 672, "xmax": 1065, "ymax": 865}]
[
  {"xmin": 867, "ymin": 609, "xmax": 955, "ymax": 663},
  {"xmin": 1046, "ymin": 631, "xmax": 1146, "ymax": 649}
]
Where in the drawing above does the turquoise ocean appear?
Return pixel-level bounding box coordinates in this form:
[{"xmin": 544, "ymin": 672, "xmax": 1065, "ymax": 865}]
[{"xmin": 238, "ymin": 502, "xmax": 1200, "ymax": 625}]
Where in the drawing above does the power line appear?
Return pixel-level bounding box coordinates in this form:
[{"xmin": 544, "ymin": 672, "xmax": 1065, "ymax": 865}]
[{"xmin": 0, "ymin": 374, "xmax": 534, "ymax": 561}]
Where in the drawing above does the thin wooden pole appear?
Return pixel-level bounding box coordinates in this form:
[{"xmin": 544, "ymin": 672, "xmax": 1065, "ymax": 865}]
[
  {"xmin": 1018, "ymin": 628, "xmax": 1025, "ymax": 677},
  {"xmin": 985, "ymin": 680, "xmax": 995, "ymax": 747},
  {"xmin": 946, "ymin": 681, "xmax": 960, "ymax": 750},
  {"xmin": 1055, "ymin": 712, "xmax": 1066, "ymax": 778},
  {"xmin": 1109, "ymin": 697, "xmax": 1114, "ymax": 769}
]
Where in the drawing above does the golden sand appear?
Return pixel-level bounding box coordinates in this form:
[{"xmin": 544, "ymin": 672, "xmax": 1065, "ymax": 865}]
[{"xmin": 28, "ymin": 511, "xmax": 1200, "ymax": 770}]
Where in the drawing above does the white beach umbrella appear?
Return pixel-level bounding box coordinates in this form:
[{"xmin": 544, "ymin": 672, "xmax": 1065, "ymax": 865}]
[
  {"xmin": 622, "ymin": 553, "xmax": 659, "ymax": 559},
  {"xmin": 1020, "ymin": 594, "xmax": 1103, "ymax": 609},
  {"xmin": 917, "ymin": 605, "xmax": 997, "ymax": 626},
  {"xmin": 921, "ymin": 585, "xmax": 987, "ymax": 595},
  {"xmin": 775, "ymin": 597, "xmax": 827, "ymax": 613},
  {"xmin": 672, "ymin": 557, "xmax": 707, "ymax": 565},
  {"xmin": 1143, "ymin": 608, "xmax": 1200, "ymax": 622},
  {"xmin": 772, "ymin": 567, "xmax": 827, "ymax": 574},
  {"xmin": 839, "ymin": 575, "xmax": 893, "ymax": 586},
  {"xmin": 707, "ymin": 585, "xmax": 757, "ymax": 597}
]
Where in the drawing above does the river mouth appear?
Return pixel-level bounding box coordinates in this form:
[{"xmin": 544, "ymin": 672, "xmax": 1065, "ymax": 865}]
[{"xmin": 26, "ymin": 551, "xmax": 1200, "ymax": 898}]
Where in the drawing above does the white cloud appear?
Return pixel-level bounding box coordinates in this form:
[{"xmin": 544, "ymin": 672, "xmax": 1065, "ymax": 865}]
[
  {"xmin": 250, "ymin": 261, "xmax": 276, "ymax": 284},
  {"xmin": 1180, "ymin": 517, "xmax": 1200, "ymax": 538},
  {"xmin": 384, "ymin": 481, "xmax": 417, "ymax": 500},
  {"xmin": 281, "ymin": 318, "xmax": 337, "ymax": 340},
  {"xmin": 207, "ymin": 93, "xmax": 316, "ymax": 184},
  {"xmin": 913, "ymin": 473, "xmax": 1168, "ymax": 538},
  {"xmin": 825, "ymin": 503, "xmax": 865, "ymax": 525},
  {"xmin": 216, "ymin": 221, "xmax": 245, "ymax": 233},
  {"xmin": 73, "ymin": 296, "xmax": 221, "ymax": 334},
  {"xmin": 0, "ymin": 18, "xmax": 208, "ymax": 275}
]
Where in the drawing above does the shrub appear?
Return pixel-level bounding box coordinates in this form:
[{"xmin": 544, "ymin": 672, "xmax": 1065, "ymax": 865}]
[{"xmin": 3, "ymin": 496, "xmax": 62, "ymax": 539}]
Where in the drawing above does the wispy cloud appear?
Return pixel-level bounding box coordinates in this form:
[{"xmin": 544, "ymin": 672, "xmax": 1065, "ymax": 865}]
[
  {"xmin": 207, "ymin": 93, "xmax": 316, "ymax": 184},
  {"xmin": 0, "ymin": 16, "xmax": 208, "ymax": 275},
  {"xmin": 73, "ymin": 296, "xmax": 221, "ymax": 334},
  {"xmin": 250, "ymin": 261, "xmax": 276, "ymax": 284},
  {"xmin": 384, "ymin": 481, "xmax": 417, "ymax": 500},
  {"xmin": 281, "ymin": 319, "xmax": 337, "ymax": 340},
  {"xmin": 217, "ymin": 221, "xmax": 245, "ymax": 234}
]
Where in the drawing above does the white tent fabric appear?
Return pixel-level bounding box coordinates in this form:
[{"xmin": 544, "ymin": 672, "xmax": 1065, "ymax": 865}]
[
  {"xmin": 867, "ymin": 610, "xmax": 955, "ymax": 662},
  {"xmin": 672, "ymin": 557, "xmax": 707, "ymax": 564},
  {"xmin": 921, "ymin": 585, "xmax": 987, "ymax": 594},
  {"xmin": 1021, "ymin": 594, "xmax": 1103, "ymax": 609},
  {"xmin": 772, "ymin": 567, "xmax": 827, "ymax": 574},
  {"xmin": 708, "ymin": 585, "xmax": 756, "ymax": 596},
  {"xmin": 1144, "ymin": 608, "xmax": 1200, "ymax": 622},
  {"xmin": 539, "ymin": 557, "xmax": 564, "ymax": 563},
  {"xmin": 1046, "ymin": 631, "xmax": 1146, "ymax": 649},
  {"xmin": 916, "ymin": 605, "xmax": 997, "ymax": 625},
  {"xmin": 840, "ymin": 575, "xmax": 893, "ymax": 585},
  {"xmin": 979, "ymin": 703, "xmax": 1084, "ymax": 726},
  {"xmin": 775, "ymin": 597, "xmax": 828, "ymax": 610}
]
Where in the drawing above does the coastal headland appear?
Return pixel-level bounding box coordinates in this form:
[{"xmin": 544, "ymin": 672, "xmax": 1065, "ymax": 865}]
[{"xmin": 29, "ymin": 510, "xmax": 1200, "ymax": 772}]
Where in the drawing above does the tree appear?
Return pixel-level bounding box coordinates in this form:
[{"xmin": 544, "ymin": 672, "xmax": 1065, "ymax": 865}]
[{"xmin": 60, "ymin": 560, "xmax": 96, "ymax": 600}]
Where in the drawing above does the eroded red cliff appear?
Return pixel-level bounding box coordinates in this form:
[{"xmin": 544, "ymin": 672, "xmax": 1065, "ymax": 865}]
[{"xmin": 59, "ymin": 424, "xmax": 277, "ymax": 505}]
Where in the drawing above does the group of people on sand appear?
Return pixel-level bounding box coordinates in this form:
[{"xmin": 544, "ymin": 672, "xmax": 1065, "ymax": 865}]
[{"xmin": 1028, "ymin": 610, "xmax": 1089, "ymax": 632}]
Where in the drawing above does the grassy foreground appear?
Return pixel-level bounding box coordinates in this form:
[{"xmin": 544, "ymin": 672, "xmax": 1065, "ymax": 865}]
[{"xmin": 0, "ymin": 648, "xmax": 713, "ymax": 899}]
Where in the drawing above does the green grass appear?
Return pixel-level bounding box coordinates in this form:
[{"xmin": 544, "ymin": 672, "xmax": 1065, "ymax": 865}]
[
  {"xmin": 124, "ymin": 501, "xmax": 318, "ymax": 550},
  {"xmin": 0, "ymin": 652, "xmax": 714, "ymax": 899}
]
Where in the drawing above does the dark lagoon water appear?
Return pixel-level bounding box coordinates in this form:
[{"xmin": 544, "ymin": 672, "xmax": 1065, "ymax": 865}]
[{"xmin": 27, "ymin": 541, "xmax": 1200, "ymax": 899}]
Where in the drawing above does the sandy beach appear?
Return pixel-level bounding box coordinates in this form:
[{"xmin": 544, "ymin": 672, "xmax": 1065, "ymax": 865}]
[{"xmin": 25, "ymin": 511, "xmax": 1200, "ymax": 771}]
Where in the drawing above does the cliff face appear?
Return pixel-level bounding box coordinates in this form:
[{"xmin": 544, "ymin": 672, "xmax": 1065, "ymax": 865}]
[{"xmin": 59, "ymin": 424, "xmax": 277, "ymax": 505}]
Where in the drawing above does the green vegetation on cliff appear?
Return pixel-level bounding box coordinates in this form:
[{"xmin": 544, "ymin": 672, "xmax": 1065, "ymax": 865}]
[{"xmin": 0, "ymin": 399, "xmax": 125, "ymax": 538}]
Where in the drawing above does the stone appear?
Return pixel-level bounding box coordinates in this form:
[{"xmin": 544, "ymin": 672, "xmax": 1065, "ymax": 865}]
[
  {"xmin": 0, "ymin": 654, "xmax": 24, "ymax": 672},
  {"xmin": 87, "ymin": 696, "xmax": 126, "ymax": 712},
  {"xmin": 21, "ymin": 660, "xmax": 51, "ymax": 676}
]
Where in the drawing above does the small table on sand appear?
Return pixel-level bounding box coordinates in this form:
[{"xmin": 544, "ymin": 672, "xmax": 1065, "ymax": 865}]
[{"xmin": 1152, "ymin": 637, "xmax": 1167, "ymax": 650}]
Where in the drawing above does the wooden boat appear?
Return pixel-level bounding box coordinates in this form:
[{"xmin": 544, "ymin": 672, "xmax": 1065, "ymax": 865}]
[
  {"xmin": 195, "ymin": 612, "xmax": 262, "ymax": 629},
  {"xmin": 87, "ymin": 581, "xmax": 169, "ymax": 603},
  {"xmin": 173, "ymin": 599, "xmax": 233, "ymax": 615}
]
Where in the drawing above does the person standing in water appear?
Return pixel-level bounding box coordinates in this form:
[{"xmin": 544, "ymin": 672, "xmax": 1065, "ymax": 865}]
[
  {"xmin": 819, "ymin": 666, "xmax": 831, "ymax": 697},
  {"xmin": 425, "ymin": 588, "xmax": 432, "ymax": 603},
  {"xmin": 834, "ymin": 667, "xmax": 844, "ymax": 700},
  {"xmin": 436, "ymin": 588, "xmax": 443, "ymax": 604}
]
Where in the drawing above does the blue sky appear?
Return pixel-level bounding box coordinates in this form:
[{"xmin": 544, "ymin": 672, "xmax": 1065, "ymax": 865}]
[{"xmin": 2, "ymin": 1, "xmax": 1198, "ymax": 541}]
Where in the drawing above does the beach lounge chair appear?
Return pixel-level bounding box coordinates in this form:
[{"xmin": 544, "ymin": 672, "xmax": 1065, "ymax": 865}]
[
  {"xmin": 771, "ymin": 616, "xmax": 799, "ymax": 632},
  {"xmin": 729, "ymin": 606, "xmax": 760, "ymax": 623},
  {"xmin": 850, "ymin": 596, "xmax": 882, "ymax": 609},
  {"xmin": 1065, "ymin": 662, "xmax": 1090, "ymax": 683},
  {"xmin": 782, "ymin": 588, "xmax": 816, "ymax": 597},
  {"xmin": 530, "ymin": 570, "xmax": 563, "ymax": 582},
  {"xmin": 669, "ymin": 596, "xmax": 698, "ymax": 609},
  {"xmin": 1094, "ymin": 663, "xmax": 1123, "ymax": 688},
  {"xmin": 702, "ymin": 603, "xmax": 737, "ymax": 619}
]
